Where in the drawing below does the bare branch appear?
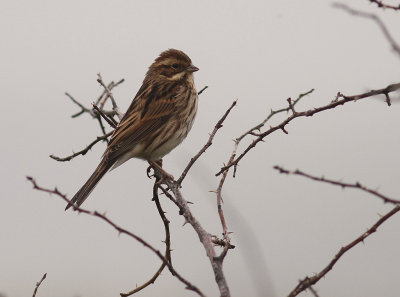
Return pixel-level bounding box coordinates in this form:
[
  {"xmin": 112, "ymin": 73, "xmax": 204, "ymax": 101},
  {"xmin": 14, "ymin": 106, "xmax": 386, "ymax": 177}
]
[
  {"xmin": 236, "ymin": 89, "xmax": 314, "ymax": 142},
  {"xmin": 97, "ymin": 78, "xmax": 125, "ymax": 107},
  {"xmin": 274, "ymin": 166, "xmax": 400, "ymax": 204},
  {"xmin": 216, "ymin": 83, "xmax": 400, "ymax": 176},
  {"xmin": 369, "ymin": 0, "xmax": 400, "ymax": 11},
  {"xmin": 177, "ymin": 100, "xmax": 237, "ymax": 184},
  {"xmin": 155, "ymin": 173, "xmax": 230, "ymax": 297},
  {"xmin": 65, "ymin": 92, "xmax": 93, "ymax": 118},
  {"xmin": 32, "ymin": 273, "xmax": 47, "ymax": 297},
  {"xmin": 121, "ymin": 180, "xmax": 172, "ymax": 296},
  {"xmin": 66, "ymin": 78, "xmax": 124, "ymax": 119},
  {"xmin": 212, "ymin": 140, "xmax": 239, "ymax": 262},
  {"xmin": 50, "ymin": 132, "xmax": 112, "ymax": 162},
  {"xmin": 97, "ymin": 73, "xmax": 124, "ymax": 120},
  {"xmin": 287, "ymin": 205, "xmax": 400, "ymax": 297},
  {"xmin": 26, "ymin": 177, "xmax": 205, "ymax": 297},
  {"xmin": 334, "ymin": 3, "xmax": 400, "ymax": 56}
]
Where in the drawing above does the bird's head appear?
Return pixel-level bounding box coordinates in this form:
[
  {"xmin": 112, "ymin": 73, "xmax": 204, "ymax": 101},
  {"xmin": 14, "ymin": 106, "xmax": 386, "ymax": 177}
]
[{"xmin": 148, "ymin": 49, "xmax": 199, "ymax": 81}]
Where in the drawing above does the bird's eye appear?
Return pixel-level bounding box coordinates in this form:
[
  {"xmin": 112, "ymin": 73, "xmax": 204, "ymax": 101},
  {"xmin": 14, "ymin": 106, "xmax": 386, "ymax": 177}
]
[{"xmin": 171, "ymin": 63, "xmax": 179, "ymax": 69}]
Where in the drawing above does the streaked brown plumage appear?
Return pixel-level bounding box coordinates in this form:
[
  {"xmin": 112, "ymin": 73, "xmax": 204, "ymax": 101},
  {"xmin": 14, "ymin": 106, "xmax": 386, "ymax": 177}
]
[{"xmin": 66, "ymin": 49, "xmax": 199, "ymax": 210}]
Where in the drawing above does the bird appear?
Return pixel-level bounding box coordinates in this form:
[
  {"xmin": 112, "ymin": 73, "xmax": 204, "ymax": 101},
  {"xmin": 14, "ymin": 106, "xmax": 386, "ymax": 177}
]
[{"xmin": 65, "ymin": 49, "xmax": 199, "ymax": 210}]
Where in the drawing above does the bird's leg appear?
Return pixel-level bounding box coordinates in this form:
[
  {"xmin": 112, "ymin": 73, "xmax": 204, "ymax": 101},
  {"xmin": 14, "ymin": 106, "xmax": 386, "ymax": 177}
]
[{"xmin": 148, "ymin": 159, "xmax": 174, "ymax": 182}]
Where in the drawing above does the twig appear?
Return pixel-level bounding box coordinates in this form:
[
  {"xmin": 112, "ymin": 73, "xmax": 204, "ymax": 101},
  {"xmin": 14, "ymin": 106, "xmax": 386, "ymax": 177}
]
[
  {"xmin": 65, "ymin": 92, "xmax": 93, "ymax": 118},
  {"xmin": 273, "ymin": 166, "xmax": 400, "ymax": 204},
  {"xmin": 66, "ymin": 91, "xmax": 118, "ymax": 120},
  {"xmin": 92, "ymin": 103, "xmax": 118, "ymax": 129},
  {"xmin": 177, "ymin": 100, "xmax": 237, "ymax": 184},
  {"xmin": 333, "ymin": 3, "xmax": 400, "ymax": 56},
  {"xmin": 198, "ymin": 86, "xmax": 209, "ymax": 95},
  {"xmin": 97, "ymin": 73, "xmax": 124, "ymax": 120},
  {"xmin": 96, "ymin": 115, "xmax": 108, "ymax": 137},
  {"xmin": 308, "ymin": 286, "xmax": 320, "ymax": 297},
  {"xmin": 216, "ymin": 83, "xmax": 400, "ymax": 176},
  {"xmin": 121, "ymin": 180, "xmax": 172, "ymax": 296},
  {"xmin": 287, "ymin": 205, "xmax": 400, "ymax": 297},
  {"xmin": 32, "ymin": 273, "xmax": 47, "ymax": 297},
  {"xmin": 97, "ymin": 78, "xmax": 125, "ymax": 107},
  {"xmin": 66, "ymin": 78, "xmax": 124, "ymax": 119},
  {"xmin": 152, "ymin": 181, "xmax": 173, "ymax": 267},
  {"xmin": 50, "ymin": 132, "xmax": 112, "ymax": 162},
  {"xmin": 65, "ymin": 78, "xmax": 123, "ymax": 136},
  {"xmin": 369, "ymin": 0, "xmax": 400, "ymax": 11},
  {"xmin": 26, "ymin": 177, "xmax": 205, "ymax": 297},
  {"xmin": 212, "ymin": 140, "xmax": 239, "ymax": 261},
  {"xmin": 236, "ymin": 89, "xmax": 314, "ymax": 142}
]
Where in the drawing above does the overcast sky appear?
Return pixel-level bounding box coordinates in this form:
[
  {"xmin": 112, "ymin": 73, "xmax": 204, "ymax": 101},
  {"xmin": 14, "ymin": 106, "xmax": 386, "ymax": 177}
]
[{"xmin": 1, "ymin": 1, "xmax": 400, "ymax": 297}]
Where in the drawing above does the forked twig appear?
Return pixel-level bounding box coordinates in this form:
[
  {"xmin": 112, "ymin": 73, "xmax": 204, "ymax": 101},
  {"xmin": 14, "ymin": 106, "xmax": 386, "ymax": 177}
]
[{"xmin": 97, "ymin": 73, "xmax": 124, "ymax": 120}]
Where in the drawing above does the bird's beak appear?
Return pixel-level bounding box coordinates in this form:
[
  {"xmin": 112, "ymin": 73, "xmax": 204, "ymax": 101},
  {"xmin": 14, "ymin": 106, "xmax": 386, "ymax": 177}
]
[{"xmin": 186, "ymin": 64, "xmax": 199, "ymax": 73}]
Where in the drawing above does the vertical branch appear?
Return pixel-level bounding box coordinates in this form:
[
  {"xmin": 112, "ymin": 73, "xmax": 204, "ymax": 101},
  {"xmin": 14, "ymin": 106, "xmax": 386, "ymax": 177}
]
[
  {"xmin": 162, "ymin": 178, "xmax": 231, "ymax": 297},
  {"xmin": 120, "ymin": 179, "xmax": 173, "ymax": 297}
]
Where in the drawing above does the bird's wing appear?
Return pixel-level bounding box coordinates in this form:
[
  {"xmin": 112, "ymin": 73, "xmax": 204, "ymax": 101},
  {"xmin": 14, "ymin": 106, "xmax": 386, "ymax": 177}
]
[{"xmin": 105, "ymin": 81, "xmax": 182, "ymax": 161}]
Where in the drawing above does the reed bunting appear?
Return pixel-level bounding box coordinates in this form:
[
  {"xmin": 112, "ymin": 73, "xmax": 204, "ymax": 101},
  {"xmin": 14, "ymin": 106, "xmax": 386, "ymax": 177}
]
[{"xmin": 66, "ymin": 49, "xmax": 199, "ymax": 210}]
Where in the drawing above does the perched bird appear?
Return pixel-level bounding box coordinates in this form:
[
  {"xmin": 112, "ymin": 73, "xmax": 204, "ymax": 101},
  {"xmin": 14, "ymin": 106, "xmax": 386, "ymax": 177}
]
[{"xmin": 66, "ymin": 49, "xmax": 199, "ymax": 210}]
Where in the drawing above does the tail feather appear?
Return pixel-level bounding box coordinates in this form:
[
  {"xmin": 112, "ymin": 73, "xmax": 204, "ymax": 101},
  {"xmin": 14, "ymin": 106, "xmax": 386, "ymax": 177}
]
[{"xmin": 65, "ymin": 159, "xmax": 113, "ymax": 210}]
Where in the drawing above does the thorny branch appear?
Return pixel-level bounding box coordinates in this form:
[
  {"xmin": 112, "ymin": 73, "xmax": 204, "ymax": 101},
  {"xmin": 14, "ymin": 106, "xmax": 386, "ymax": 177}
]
[
  {"xmin": 213, "ymin": 140, "xmax": 237, "ymax": 261},
  {"xmin": 67, "ymin": 78, "xmax": 124, "ymax": 120},
  {"xmin": 97, "ymin": 73, "xmax": 124, "ymax": 120},
  {"xmin": 52, "ymin": 78, "xmax": 126, "ymax": 161},
  {"xmin": 334, "ymin": 3, "xmax": 400, "ymax": 57},
  {"xmin": 369, "ymin": 0, "xmax": 400, "ymax": 11},
  {"xmin": 274, "ymin": 166, "xmax": 400, "ymax": 205},
  {"xmin": 97, "ymin": 79, "xmax": 125, "ymax": 108},
  {"xmin": 287, "ymin": 205, "xmax": 400, "ymax": 297},
  {"xmin": 120, "ymin": 179, "xmax": 173, "ymax": 297},
  {"xmin": 32, "ymin": 273, "xmax": 47, "ymax": 297},
  {"xmin": 26, "ymin": 177, "xmax": 205, "ymax": 297},
  {"xmin": 157, "ymin": 174, "xmax": 231, "ymax": 297},
  {"xmin": 236, "ymin": 89, "xmax": 314, "ymax": 141},
  {"xmin": 216, "ymin": 82, "xmax": 400, "ymax": 176},
  {"xmin": 177, "ymin": 100, "xmax": 237, "ymax": 185},
  {"xmin": 50, "ymin": 132, "xmax": 112, "ymax": 162}
]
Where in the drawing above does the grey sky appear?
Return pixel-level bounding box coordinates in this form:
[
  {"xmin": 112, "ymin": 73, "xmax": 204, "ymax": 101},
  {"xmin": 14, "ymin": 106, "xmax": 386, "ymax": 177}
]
[{"xmin": 1, "ymin": 0, "xmax": 400, "ymax": 296}]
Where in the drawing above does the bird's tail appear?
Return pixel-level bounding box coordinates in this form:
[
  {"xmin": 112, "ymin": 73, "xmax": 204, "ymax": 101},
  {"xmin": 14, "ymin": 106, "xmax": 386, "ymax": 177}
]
[{"xmin": 65, "ymin": 159, "xmax": 113, "ymax": 210}]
